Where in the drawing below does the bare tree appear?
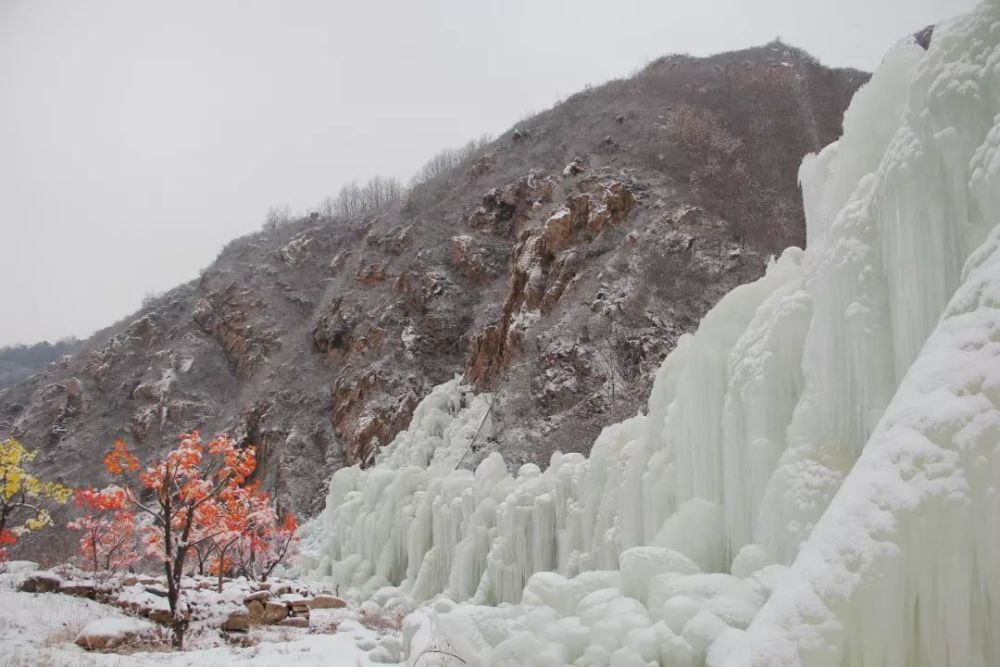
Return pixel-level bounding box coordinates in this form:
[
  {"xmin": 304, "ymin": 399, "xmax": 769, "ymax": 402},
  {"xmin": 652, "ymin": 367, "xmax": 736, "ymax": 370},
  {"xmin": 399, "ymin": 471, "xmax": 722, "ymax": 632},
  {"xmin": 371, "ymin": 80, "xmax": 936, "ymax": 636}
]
[
  {"xmin": 318, "ymin": 196, "xmax": 338, "ymax": 218},
  {"xmin": 336, "ymin": 182, "xmax": 363, "ymax": 219},
  {"xmin": 318, "ymin": 175, "xmax": 406, "ymax": 221},
  {"xmin": 411, "ymin": 134, "xmax": 493, "ymax": 185},
  {"xmin": 262, "ymin": 203, "xmax": 293, "ymax": 232}
]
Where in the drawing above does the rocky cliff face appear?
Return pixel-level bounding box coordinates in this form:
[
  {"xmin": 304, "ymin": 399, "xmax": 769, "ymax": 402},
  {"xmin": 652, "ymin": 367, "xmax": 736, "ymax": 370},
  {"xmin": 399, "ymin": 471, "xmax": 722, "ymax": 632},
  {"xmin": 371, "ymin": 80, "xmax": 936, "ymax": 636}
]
[{"xmin": 0, "ymin": 42, "xmax": 866, "ymax": 561}]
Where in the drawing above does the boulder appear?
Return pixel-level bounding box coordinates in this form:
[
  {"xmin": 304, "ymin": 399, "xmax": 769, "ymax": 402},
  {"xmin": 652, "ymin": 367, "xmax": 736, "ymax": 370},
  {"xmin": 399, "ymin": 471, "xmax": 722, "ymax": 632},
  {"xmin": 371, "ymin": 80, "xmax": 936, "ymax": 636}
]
[
  {"xmin": 246, "ymin": 600, "xmax": 265, "ymax": 622},
  {"xmin": 562, "ymin": 159, "xmax": 585, "ymax": 177},
  {"xmin": 448, "ymin": 236, "xmax": 492, "ymax": 283},
  {"xmin": 244, "ymin": 590, "xmax": 271, "ymax": 604},
  {"xmin": 263, "ymin": 600, "xmax": 288, "ymax": 624},
  {"xmin": 280, "ymin": 616, "xmax": 310, "ymax": 628},
  {"xmin": 468, "ymin": 153, "xmax": 495, "ymax": 179},
  {"xmin": 288, "ymin": 598, "xmax": 311, "ymax": 618},
  {"xmin": 64, "ymin": 377, "xmax": 83, "ymax": 396},
  {"xmin": 19, "ymin": 572, "xmax": 61, "ymax": 593},
  {"xmin": 221, "ymin": 611, "xmax": 250, "ymax": 633},
  {"xmin": 355, "ymin": 263, "xmax": 387, "ymax": 285},
  {"xmin": 143, "ymin": 584, "xmax": 168, "ymax": 598},
  {"xmin": 308, "ymin": 594, "xmax": 347, "ymax": 610},
  {"xmin": 59, "ymin": 582, "xmax": 96, "ymax": 598},
  {"xmin": 75, "ymin": 617, "xmax": 152, "ymax": 651},
  {"xmin": 144, "ymin": 607, "xmax": 173, "ymax": 625}
]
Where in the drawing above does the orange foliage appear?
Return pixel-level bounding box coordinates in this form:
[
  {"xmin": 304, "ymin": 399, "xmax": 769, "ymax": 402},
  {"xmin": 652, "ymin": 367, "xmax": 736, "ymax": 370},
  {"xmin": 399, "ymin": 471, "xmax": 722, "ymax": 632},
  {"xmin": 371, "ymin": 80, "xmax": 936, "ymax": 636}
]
[{"xmin": 103, "ymin": 439, "xmax": 139, "ymax": 476}]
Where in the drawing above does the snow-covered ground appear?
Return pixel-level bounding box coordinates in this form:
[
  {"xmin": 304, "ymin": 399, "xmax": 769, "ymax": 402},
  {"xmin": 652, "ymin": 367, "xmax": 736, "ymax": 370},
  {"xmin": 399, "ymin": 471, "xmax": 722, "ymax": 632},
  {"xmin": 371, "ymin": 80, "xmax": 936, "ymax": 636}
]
[{"xmin": 0, "ymin": 563, "xmax": 401, "ymax": 666}]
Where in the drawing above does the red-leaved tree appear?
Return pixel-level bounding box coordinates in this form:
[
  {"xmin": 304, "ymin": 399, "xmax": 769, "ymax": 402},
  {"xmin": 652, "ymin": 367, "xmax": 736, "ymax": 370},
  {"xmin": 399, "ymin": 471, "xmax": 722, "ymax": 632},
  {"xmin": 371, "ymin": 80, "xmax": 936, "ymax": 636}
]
[
  {"xmin": 95, "ymin": 433, "xmax": 256, "ymax": 649},
  {"xmin": 67, "ymin": 487, "xmax": 139, "ymax": 579},
  {"xmin": 0, "ymin": 529, "xmax": 15, "ymax": 562},
  {"xmin": 204, "ymin": 481, "xmax": 275, "ymax": 592},
  {"xmin": 237, "ymin": 508, "xmax": 299, "ymax": 582}
]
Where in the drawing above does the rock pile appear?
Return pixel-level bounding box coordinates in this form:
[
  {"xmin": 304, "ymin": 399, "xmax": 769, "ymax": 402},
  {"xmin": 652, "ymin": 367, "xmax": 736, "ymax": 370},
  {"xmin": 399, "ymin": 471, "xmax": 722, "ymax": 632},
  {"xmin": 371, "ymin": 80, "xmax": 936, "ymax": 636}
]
[{"xmin": 18, "ymin": 568, "xmax": 348, "ymax": 642}]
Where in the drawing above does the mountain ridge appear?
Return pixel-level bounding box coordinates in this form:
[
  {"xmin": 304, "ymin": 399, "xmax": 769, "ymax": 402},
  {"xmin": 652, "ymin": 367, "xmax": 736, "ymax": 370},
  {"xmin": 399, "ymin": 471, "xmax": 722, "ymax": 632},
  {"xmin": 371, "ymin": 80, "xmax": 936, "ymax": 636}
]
[{"xmin": 0, "ymin": 41, "xmax": 867, "ymax": 561}]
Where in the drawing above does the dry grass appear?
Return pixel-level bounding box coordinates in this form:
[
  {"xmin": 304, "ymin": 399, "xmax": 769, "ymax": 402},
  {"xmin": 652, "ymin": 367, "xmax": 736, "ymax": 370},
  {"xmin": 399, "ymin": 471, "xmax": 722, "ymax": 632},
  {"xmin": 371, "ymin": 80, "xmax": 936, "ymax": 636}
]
[
  {"xmin": 311, "ymin": 618, "xmax": 341, "ymax": 634},
  {"xmin": 359, "ymin": 609, "xmax": 404, "ymax": 633},
  {"xmin": 43, "ymin": 620, "xmax": 85, "ymax": 649},
  {"xmin": 114, "ymin": 626, "xmax": 173, "ymax": 655}
]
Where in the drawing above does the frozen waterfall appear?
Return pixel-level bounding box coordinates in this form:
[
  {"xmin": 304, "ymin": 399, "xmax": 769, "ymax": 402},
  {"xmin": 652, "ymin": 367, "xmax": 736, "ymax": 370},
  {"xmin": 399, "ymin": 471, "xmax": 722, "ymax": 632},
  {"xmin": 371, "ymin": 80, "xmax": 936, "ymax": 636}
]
[{"xmin": 300, "ymin": 2, "xmax": 1000, "ymax": 664}]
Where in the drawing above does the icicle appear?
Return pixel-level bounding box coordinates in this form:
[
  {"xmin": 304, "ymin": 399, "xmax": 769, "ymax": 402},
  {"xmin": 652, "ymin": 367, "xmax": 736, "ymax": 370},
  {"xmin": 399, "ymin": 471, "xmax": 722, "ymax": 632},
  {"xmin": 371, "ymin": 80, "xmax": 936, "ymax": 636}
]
[{"xmin": 299, "ymin": 2, "xmax": 1000, "ymax": 664}]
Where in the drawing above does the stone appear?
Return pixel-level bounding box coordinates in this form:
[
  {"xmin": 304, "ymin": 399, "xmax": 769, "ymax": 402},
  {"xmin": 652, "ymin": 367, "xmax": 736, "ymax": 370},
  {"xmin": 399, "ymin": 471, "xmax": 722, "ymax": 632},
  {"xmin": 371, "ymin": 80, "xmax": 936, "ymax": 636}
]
[
  {"xmin": 19, "ymin": 572, "xmax": 61, "ymax": 593},
  {"xmin": 355, "ymin": 263, "xmax": 387, "ymax": 285},
  {"xmin": 448, "ymin": 236, "xmax": 492, "ymax": 283},
  {"xmin": 143, "ymin": 584, "xmax": 168, "ymax": 598},
  {"xmin": 279, "ymin": 616, "xmax": 309, "ymax": 628},
  {"xmin": 244, "ymin": 590, "xmax": 271, "ymax": 604},
  {"xmin": 308, "ymin": 594, "xmax": 347, "ymax": 610},
  {"xmin": 263, "ymin": 600, "xmax": 288, "ymax": 624},
  {"xmin": 468, "ymin": 153, "xmax": 495, "ymax": 179},
  {"xmin": 246, "ymin": 600, "xmax": 265, "ymax": 622},
  {"xmin": 64, "ymin": 377, "xmax": 83, "ymax": 396},
  {"xmin": 287, "ymin": 596, "xmax": 310, "ymax": 604},
  {"xmin": 562, "ymin": 159, "xmax": 585, "ymax": 177},
  {"xmin": 289, "ymin": 602, "xmax": 311, "ymax": 618},
  {"xmin": 75, "ymin": 617, "xmax": 151, "ymax": 651},
  {"xmin": 59, "ymin": 582, "xmax": 96, "ymax": 598},
  {"xmin": 144, "ymin": 608, "xmax": 172, "ymax": 625},
  {"xmin": 221, "ymin": 611, "xmax": 250, "ymax": 633}
]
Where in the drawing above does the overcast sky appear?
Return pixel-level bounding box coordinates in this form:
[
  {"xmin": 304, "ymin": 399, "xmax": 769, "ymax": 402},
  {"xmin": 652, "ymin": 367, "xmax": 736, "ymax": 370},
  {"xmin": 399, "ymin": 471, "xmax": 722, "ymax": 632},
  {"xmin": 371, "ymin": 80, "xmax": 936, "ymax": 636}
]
[{"xmin": 0, "ymin": 0, "xmax": 977, "ymax": 346}]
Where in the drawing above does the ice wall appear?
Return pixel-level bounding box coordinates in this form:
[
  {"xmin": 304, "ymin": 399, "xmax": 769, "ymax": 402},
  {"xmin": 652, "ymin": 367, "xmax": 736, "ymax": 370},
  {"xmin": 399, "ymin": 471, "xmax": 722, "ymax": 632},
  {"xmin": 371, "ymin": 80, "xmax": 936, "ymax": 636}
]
[
  {"xmin": 301, "ymin": 2, "xmax": 1000, "ymax": 664},
  {"xmin": 716, "ymin": 222, "xmax": 1000, "ymax": 666}
]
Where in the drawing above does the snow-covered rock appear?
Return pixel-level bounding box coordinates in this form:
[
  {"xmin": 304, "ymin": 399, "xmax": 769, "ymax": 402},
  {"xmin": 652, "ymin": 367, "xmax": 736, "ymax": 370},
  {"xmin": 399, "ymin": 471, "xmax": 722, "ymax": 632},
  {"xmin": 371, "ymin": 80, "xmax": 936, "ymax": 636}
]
[{"xmin": 75, "ymin": 617, "xmax": 153, "ymax": 650}]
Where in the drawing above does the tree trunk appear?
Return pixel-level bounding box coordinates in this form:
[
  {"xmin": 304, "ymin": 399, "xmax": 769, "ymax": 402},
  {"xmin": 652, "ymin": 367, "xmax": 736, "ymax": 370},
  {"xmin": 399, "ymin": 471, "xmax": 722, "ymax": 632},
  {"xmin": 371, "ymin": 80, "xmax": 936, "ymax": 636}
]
[{"xmin": 166, "ymin": 562, "xmax": 183, "ymax": 649}]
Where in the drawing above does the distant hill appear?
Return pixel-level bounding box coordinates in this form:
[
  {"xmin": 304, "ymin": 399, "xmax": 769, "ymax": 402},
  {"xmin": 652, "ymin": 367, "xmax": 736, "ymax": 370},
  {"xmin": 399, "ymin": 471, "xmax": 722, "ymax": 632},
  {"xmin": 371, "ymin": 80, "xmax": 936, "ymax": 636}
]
[{"xmin": 0, "ymin": 339, "xmax": 82, "ymax": 390}]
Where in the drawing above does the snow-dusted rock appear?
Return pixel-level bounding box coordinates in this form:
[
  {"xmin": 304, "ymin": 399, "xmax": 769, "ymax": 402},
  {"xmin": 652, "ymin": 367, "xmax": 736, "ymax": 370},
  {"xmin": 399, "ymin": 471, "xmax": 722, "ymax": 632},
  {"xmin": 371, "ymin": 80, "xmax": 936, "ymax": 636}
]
[
  {"xmin": 19, "ymin": 572, "xmax": 61, "ymax": 593},
  {"xmin": 244, "ymin": 589, "xmax": 270, "ymax": 604},
  {"xmin": 221, "ymin": 610, "xmax": 250, "ymax": 632},
  {"xmin": 75, "ymin": 617, "xmax": 153, "ymax": 650}
]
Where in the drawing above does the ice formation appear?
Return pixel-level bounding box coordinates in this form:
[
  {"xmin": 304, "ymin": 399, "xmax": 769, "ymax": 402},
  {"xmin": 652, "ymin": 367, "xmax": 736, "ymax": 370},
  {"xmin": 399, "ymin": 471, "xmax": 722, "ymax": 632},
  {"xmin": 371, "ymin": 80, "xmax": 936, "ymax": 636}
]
[{"xmin": 300, "ymin": 2, "xmax": 1000, "ymax": 664}]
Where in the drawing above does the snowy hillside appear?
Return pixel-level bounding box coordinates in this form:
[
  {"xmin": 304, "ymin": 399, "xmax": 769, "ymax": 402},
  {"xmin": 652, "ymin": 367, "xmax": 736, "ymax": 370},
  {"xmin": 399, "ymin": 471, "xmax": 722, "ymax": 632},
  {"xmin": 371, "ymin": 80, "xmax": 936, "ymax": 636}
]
[{"xmin": 299, "ymin": 1, "xmax": 1000, "ymax": 665}]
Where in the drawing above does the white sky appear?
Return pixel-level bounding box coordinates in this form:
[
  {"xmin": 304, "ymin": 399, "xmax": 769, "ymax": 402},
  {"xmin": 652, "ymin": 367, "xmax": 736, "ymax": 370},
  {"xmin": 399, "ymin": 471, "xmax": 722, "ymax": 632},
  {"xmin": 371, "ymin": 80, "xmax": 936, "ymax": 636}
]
[{"xmin": 0, "ymin": 0, "xmax": 977, "ymax": 346}]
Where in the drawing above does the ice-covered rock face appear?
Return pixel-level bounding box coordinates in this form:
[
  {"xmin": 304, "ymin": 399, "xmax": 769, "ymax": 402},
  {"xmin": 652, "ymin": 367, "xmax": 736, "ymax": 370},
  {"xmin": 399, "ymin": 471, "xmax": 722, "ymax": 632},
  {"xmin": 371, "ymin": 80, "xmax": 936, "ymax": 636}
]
[{"xmin": 301, "ymin": 2, "xmax": 1000, "ymax": 664}]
